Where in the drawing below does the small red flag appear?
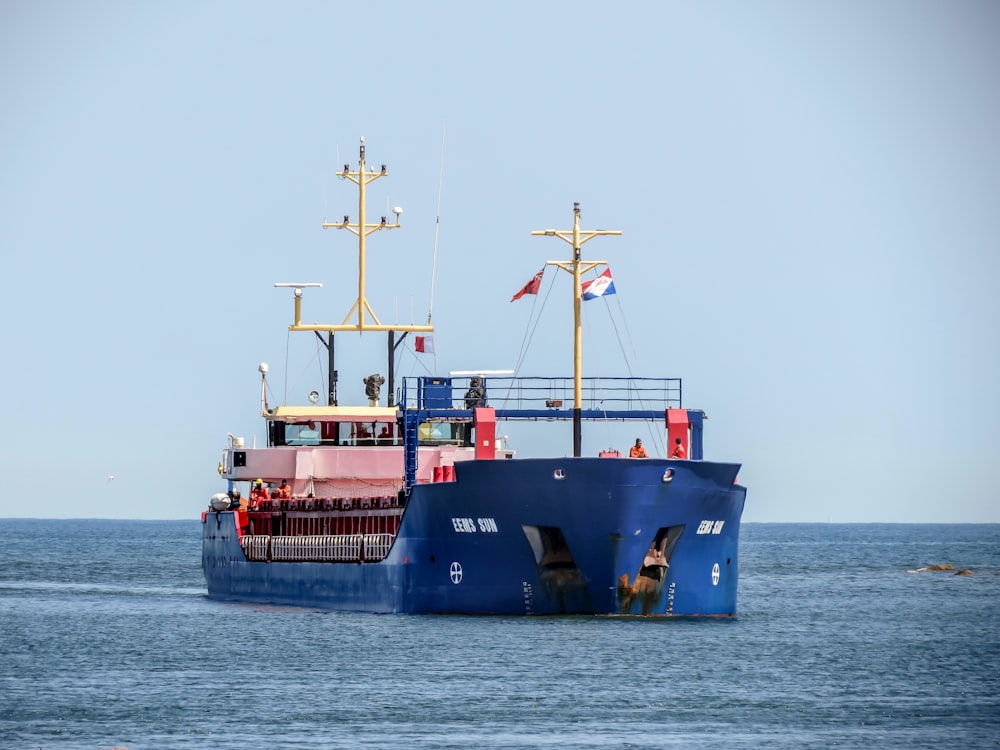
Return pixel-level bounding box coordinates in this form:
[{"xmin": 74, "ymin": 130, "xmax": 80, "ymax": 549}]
[
  {"xmin": 511, "ymin": 267, "xmax": 544, "ymax": 302},
  {"xmin": 415, "ymin": 335, "xmax": 434, "ymax": 354}
]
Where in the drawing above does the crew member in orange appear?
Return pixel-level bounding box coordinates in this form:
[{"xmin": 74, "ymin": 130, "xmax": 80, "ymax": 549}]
[
  {"xmin": 276, "ymin": 479, "xmax": 292, "ymax": 500},
  {"xmin": 670, "ymin": 438, "xmax": 687, "ymax": 459},
  {"xmin": 629, "ymin": 438, "xmax": 648, "ymax": 458},
  {"xmin": 250, "ymin": 478, "xmax": 270, "ymax": 505}
]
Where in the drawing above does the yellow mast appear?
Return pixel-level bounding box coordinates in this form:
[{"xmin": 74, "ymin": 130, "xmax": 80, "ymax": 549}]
[
  {"xmin": 532, "ymin": 202, "xmax": 621, "ymax": 457},
  {"xmin": 288, "ymin": 137, "xmax": 432, "ymax": 335}
]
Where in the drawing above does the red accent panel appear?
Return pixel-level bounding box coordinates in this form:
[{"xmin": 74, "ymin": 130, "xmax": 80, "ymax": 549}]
[
  {"xmin": 474, "ymin": 407, "xmax": 496, "ymax": 460},
  {"xmin": 666, "ymin": 408, "xmax": 690, "ymax": 457}
]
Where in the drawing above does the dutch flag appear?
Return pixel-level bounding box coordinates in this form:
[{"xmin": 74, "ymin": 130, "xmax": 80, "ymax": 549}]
[{"xmin": 581, "ymin": 268, "xmax": 616, "ymax": 301}]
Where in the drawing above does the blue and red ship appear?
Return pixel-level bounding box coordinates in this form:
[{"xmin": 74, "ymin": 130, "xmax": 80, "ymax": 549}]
[{"xmin": 202, "ymin": 139, "xmax": 747, "ymax": 615}]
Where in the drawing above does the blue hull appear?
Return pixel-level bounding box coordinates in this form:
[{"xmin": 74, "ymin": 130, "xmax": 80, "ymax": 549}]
[{"xmin": 203, "ymin": 457, "xmax": 746, "ymax": 616}]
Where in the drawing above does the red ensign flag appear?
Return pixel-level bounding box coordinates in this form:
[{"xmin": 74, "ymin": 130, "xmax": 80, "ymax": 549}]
[{"xmin": 511, "ymin": 267, "xmax": 545, "ymax": 302}]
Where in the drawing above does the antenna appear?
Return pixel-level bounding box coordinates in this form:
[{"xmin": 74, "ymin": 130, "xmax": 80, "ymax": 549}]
[{"xmin": 427, "ymin": 123, "xmax": 445, "ymax": 325}]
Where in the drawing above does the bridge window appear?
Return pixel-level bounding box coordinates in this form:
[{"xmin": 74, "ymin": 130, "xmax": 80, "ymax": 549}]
[
  {"xmin": 274, "ymin": 420, "xmax": 402, "ymax": 447},
  {"xmin": 418, "ymin": 422, "xmax": 469, "ymax": 447},
  {"xmin": 284, "ymin": 423, "xmax": 320, "ymax": 446}
]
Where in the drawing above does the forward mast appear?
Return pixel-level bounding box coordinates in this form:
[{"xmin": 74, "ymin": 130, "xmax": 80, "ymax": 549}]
[{"xmin": 532, "ymin": 202, "xmax": 621, "ymax": 457}]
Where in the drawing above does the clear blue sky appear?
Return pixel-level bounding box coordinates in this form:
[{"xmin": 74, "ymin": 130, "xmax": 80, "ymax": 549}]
[{"xmin": 2, "ymin": 1, "xmax": 997, "ymax": 522}]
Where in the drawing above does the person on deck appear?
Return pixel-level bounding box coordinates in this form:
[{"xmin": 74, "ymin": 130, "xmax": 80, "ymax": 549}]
[
  {"xmin": 670, "ymin": 438, "xmax": 687, "ymax": 459},
  {"xmin": 629, "ymin": 439, "xmax": 648, "ymax": 458},
  {"xmin": 250, "ymin": 479, "xmax": 270, "ymax": 505},
  {"xmin": 276, "ymin": 479, "xmax": 292, "ymax": 500},
  {"xmin": 464, "ymin": 378, "xmax": 486, "ymax": 409},
  {"xmin": 227, "ymin": 488, "xmax": 244, "ymax": 510}
]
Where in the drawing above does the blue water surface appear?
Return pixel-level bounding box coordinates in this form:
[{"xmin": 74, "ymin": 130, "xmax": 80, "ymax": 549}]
[{"xmin": 1, "ymin": 521, "xmax": 998, "ymax": 749}]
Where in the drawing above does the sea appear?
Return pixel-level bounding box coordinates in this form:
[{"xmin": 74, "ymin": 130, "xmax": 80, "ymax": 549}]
[{"xmin": 1, "ymin": 521, "xmax": 998, "ymax": 750}]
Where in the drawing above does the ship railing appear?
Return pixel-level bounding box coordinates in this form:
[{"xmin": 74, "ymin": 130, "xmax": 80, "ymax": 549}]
[
  {"xmin": 400, "ymin": 375, "xmax": 682, "ymax": 416},
  {"xmin": 242, "ymin": 534, "xmax": 365, "ymax": 562},
  {"xmin": 363, "ymin": 533, "xmax": 395, "ymax": 561},
  {"xmin": 243, "ymin": 535, "xmax": 270, "ymax": 561},
  {"xmin": 251, "ymin": 495, "xmax": 401, "ymax": 512},
  {"xmin": 240, "ymin": 533, "xmax": 397, "ymax": 563}
]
